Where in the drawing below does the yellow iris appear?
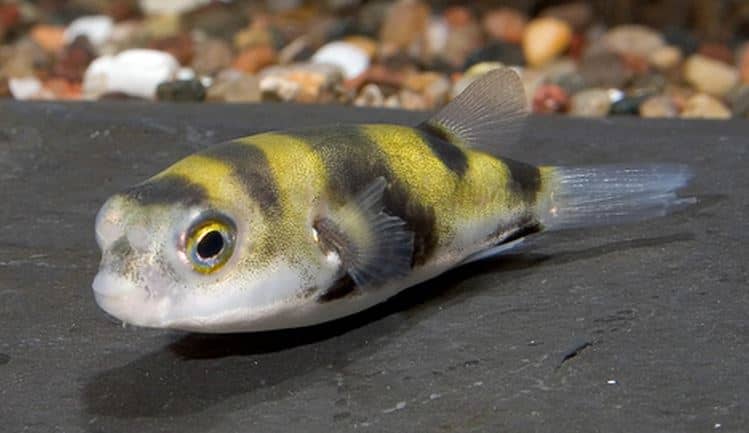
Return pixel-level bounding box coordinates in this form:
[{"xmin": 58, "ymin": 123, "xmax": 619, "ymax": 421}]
[{"xmin": 185, "ymin": 219, "xmax": 235, "ymax": 274}]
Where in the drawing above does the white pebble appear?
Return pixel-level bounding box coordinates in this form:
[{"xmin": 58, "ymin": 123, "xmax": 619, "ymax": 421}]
[
  {"xmin": 83, "ymin": 49, "xmax": 180, "ymax": 99},
  {"xmin": 64, "ymin": 15, "xmax": 114, "ymax": 47},
  {"xmin": 311, "ymin": 41, "xmax": 369, "ymax": 79},
  {"xmin": 9, "ymin": 77, "xmax": 42, "ymax": 100},
  {"xmin": 176, "ymin": 67, "xmax": 196, "ymax": 81},
  {"xmin": 426, "ymin": 17, "xmax": 449, "ymax": 55},
  {"xmin": 139, "ymin": 0, "xmax": 210, "ymax": 15},
  {"xmin": 607, "ymin": 379, "xmax": 618, "ymax": 385}
]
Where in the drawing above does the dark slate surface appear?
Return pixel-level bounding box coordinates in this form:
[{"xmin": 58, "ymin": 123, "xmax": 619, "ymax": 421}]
[{"xmin": 0, "ymin": 101, "xmax": 746, "ymax": 433}]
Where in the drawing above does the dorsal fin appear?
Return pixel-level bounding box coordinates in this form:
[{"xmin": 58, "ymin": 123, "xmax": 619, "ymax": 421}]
[{"xmin": 418, "ymin": 67, "xmax": 528, "ymax": 152}]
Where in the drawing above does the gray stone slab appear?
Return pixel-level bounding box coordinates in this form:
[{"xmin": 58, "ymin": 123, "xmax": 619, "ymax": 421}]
[{"xmin": 0, "ymin": 101, "xmax": 746, "ymax": 433}]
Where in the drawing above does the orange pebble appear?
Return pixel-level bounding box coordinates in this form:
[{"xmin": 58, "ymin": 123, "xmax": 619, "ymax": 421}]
[
  {"xmin": 232, "ymin": 45, "xmax": 277, "ymax": 74},
  {"xmin": 44, "ymin": 78, "xmax": 82, "ymax": 100},
  {"xmin": 444, "ymin": 6, "xmax": 473, "ymax": 27},
  {"xmin": 31, "ymin": 25, "xmax": 66, "ymax": 54}
]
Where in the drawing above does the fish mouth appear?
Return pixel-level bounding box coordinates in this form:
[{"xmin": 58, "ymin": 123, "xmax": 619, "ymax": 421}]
[{"xmin": 92, "ymin": 272, "xmax": 169, "ymax": 328}]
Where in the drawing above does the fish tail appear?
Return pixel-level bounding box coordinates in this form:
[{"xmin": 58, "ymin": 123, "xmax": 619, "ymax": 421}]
[{"xmin": 535, "ymin": 164, "xmax": 695, "ymax": 231}]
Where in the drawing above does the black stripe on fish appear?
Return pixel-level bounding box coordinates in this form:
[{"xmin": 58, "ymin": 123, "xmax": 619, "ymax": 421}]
[
  {"xmin": 282, "ymin": 125, "xmax": 439, "ymax": 268},
  {"xmin": 417, "ymin": 129, "xmax": 469, "ymax": 176},
  {"xmin": 206, "ymin": 142, "xmax": 282, "ymax": 217},
  {"xmin": 503, "ymin": 158, "xmax": 541, "ymax": 204},
  {"xmin": 123, "ymin": 174, "xmax": 208, "ymax": 207}
]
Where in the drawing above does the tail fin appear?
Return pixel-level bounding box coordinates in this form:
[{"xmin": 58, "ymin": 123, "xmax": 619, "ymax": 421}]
[{"xmin": 537, "ymin": 164, "xmax": 695, "ymax": 231}]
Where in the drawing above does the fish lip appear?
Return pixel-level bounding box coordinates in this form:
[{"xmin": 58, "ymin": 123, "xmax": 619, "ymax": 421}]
[
  {"xmin": 92, "ymin": 272, "xmax": 168, "ymax": 328},
  {"xmin": 92, "ymin": 272, "xmax": 133, "ymax": 298}
]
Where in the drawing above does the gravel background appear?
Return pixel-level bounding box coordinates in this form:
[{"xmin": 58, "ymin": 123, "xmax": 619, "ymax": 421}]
[{"xmin": 0, "ymin": 102, "xmax": 746, "ymax": 433}]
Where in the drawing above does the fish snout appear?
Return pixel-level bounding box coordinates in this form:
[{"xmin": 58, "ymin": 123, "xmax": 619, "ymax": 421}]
[{"xmin": 94, "ymin": 195, "xmax": 127, "ymax": 252}]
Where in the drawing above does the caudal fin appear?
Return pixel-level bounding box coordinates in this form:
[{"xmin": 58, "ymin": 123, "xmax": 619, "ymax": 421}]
[{"xmin": 536, "ymin": 164, "xmax": 695, "ymax": 231}]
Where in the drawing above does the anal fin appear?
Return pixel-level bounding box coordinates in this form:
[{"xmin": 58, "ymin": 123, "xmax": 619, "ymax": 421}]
[
  {"xmin": 460, "ymin": 221, "xmax": 541, "ymax": 265},
  {"xmin": 314, "ymin": 177, "xmax": 414, "ymax": 290}
]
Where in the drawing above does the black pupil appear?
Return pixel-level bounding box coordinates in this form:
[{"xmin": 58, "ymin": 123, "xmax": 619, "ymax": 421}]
[{"xmin": 197, "ymin": 231, "xmax": 224, "ymax": 260}]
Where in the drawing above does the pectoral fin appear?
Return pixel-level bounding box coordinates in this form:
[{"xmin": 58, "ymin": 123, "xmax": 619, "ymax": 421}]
[{"xmin": 314, "ymin": 177, "xmax": 414, "ymax": 290}]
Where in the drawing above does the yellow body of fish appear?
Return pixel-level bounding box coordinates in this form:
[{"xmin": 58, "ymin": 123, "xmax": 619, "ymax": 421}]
[{"xmin": 92, "ymin": 67, "xmax": 692, "ymax": 332}]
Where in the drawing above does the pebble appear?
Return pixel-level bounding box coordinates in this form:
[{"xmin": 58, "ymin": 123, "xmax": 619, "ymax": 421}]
[
  {"xmin": 233, "ymin": 19, "xmax": 275, "ymax": 51},
  {"xmin": 8, "ymin": 76, "xmax": 42, "ymax": 100},
  {"xmin": 684, "ymin": 54, "xmax": 739, "ymax": 97},
  {"xmin": 464, "ymin": 42, "xmax": 524, "ymax": 69},
  {"xmin": 354, "ymin": 83, "xmax": 385, "ymax": 107},
  {"xmin": 149, "ymin": 33, "xmax": 194, "ymax": 66},
  {"xmin": 737, "ymin": 43, "xmax": 749, "ymax": 84},
  {"xmin": 523, "ymin": 17, "xmax": 572, "ymax": 67},
  {"xmin": 104, "ymin": 21, "xmax": 146, "ymax": 54},
  {"xmin": 30, "ymin": 25, "xmax": 66, "ymax": 53},
  {"xmin": 182, "ymin": 3, "xmax": 247, "ymax": 40},
  {"xmin": 0, "ymin": 4, "xmax": 21, "ymax": 40},
  {"xmin": 83, "ymin": 49, "xmax": 179, "ymax": 99},
  {"xmin": 379, "ymin": 0, "xmax": 429, "ymax": 57},
  {"xmin": 206, "ymin": 70, "xmax": 260, "ymax": 103},
  {"xmin": 610, "ymin": 95, "xmax": 646, "ymax": 115},
  {"xmin": 278, "ymin": 36, "xmax": 314, "ymax": 65},
  {"xmin": 639, "ymin": 95, "xmax": 679, "ymax": 118},
  {"xmin": 343, "ymin": 35, "xmax": 378, "ymax": 59},
  {"xmin": 664, "ymin": 84, "xmax": 696, "ymax": 110},
  {"xmin": 648, "ymin": 45, "xmax": 683, "ymax": 71},
  {"xmin": 603, "ymin": 25, "xmax": 665, "ymax": 57},
  {"xmin": 1, "ymin": 39, "xmax": 51, "ymax": 79},
  {"xmin": 259, "ymin": 63, "xmax": 343, "ymax": 103},
  {"xmin": 726, "ymin": 85, "xmax": 749, "ymax": 118},
  {"xmin": 681, "ymin": 93, "xmax": 731, "ymax": 119},
  {"xmin": 191, "ymin": 38, "xmax": 233, "ymax": 75},
  {"xmin": 532, "ymin": 84, "xmax": 569, "ymax": 113},
  {"xmin": 570, "ymin": 88, "xmax": 611, "ymax": 117},
  {"xmin": 44, "ymin": 77, "xmax": 82, "ymax": 100},
  {"xmin": 139, "ymin": 0, "xmax": 210, "ymax": 15},
  {"xmin": 541, "ymin": 58, "xmax": 578, "ymax": 84},
  {"xmin": 424, "ymin": 17, "xmax": 448, "ymax": 58},
  {"xmin": 620, "ymin": 52, "xmax": 650, "ymax": 74},
  {"xmin": 233, "ymin": 45, "xmax": 277, "ymax": 75},
  {"xmin": 698, "ymin": 43, "xmax": 733, "ymax": 65},
  {"xmin": 540, "ymin": 2, "xmax": 592, "ymax": 31},
  {"xmin": 629, "ymin": 73, "xmax": 667, "ymax": 98},
  {"xmin": 357, "ymin": 1, "xmax": 390, "ymax": 36},
  {"xmin": 483, "ymin": 8, "xmax": 526, "ymax": 44},
  {"xmin": 662, "ymin": 26, "xmax": 699, "ymax": 56},
  {"xmin": 312, "ymin": 41, "xmax": 369, "ymax": 79},
  {"xmin": 398, "ymin": 88, "xmax": 429, "ymax": 110},
  {"xmin": 64, "ymin": 15, "xmax": 114, "ymax": 48},
  {"xmin": 142, "ymin": 14, "xmax": 181, "ymax": 40},
  {"xmin": 402, "ymin": 71, "xmax": 450, "ymax": 108},
  {"xmin": 553, "ymin": 71, "xmax": 588, "ymax": 95},
  {"xmin": 579, "ymin": 51, "xmax": 629, "ymax": 88},
  {"xmin": 156, "ymin": 79, "xmax": 205, "ymax": 102},
  {"xmin": 54, "ymin": 36, "xmax": 96, "ymax": 81},
  {"xmin": 107, "ymin": 0, "xmax": 141, "ymax": 22},
  {"xmin": 443, "ymin": 18, "xmax": 483, "ymax": 68}
]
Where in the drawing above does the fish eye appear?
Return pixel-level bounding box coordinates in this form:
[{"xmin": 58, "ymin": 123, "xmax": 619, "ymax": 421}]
[{"xmin": 184, "ymin": 216, "xmax": 236, "ymax": 274}]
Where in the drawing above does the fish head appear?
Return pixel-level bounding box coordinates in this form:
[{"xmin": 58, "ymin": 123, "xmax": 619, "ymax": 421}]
[{"xmin": 92, "ymin": 155, "xmax": 335, "ymax": 333}]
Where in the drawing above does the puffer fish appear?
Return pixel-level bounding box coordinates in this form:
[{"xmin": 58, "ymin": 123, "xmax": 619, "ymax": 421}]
[{"xmin": 92, "ymin": 67, "xmax": 693, "ymax": 333}]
